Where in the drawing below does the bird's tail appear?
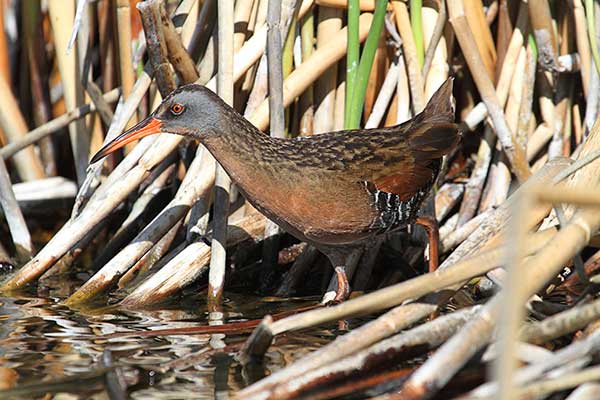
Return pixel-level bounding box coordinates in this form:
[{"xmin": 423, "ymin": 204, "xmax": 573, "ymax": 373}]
[
  {"xmin": 418, "ymin": 77, "xmax": 456, "ymax": 125},
  {"xmin": 407, "ymin": 77, "xmax": 460, "ymax": 160}
]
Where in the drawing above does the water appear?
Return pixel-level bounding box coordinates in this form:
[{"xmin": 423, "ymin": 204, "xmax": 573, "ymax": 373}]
[{"xmin": 0, "ymin": 279, "xmax": 338, "ymax": 399}]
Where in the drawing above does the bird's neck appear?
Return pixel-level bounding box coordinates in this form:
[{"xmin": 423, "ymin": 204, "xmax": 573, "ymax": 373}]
[{"xmin": 199, "ymin": 112, "xmax": 286, "ymax": 191}]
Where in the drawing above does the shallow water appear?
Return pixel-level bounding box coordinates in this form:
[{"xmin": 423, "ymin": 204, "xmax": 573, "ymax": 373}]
[{"xmin": 0, "ymin": 279, "xmax": 340, "ymax": 399}]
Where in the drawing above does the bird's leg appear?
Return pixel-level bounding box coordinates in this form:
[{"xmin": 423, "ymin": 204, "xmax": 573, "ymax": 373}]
[
  {"xmin": 321, "ymin": 265, "xmax": 351, "ymax": 305},
  {"xmin": 333, "ymin": 266, "xmax": 350, "ymax": 303},
  {"xmin": 415, "ymin": 215, "xmax": 439, "ymax": 273},
  {"xmin": 321, "ymin": 248, "xmax": 363, "ymax": 305}
]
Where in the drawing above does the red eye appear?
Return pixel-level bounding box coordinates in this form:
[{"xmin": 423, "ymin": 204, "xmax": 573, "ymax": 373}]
[{"xmin": 170, "ymin": 103, "xmax": 185, "ymax": 115}]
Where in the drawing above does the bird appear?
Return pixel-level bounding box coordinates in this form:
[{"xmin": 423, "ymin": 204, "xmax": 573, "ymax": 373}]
[{"xmin": 91, "ymin": 78, "xmax": 459, "ymax": 303}]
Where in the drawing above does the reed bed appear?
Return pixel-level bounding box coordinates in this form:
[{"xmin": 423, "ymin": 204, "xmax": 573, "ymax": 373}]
[{"xmin": 2, "ymin": 0, "xmax": 600, "ymax": 398}]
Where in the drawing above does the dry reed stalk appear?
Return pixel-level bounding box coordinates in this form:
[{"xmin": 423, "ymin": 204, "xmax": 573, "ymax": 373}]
[
  {"xmin": 442, "ymin": 207, "xmax": 495, "ymax": 252},
  {"xmin": 250, "ymin": 12, "xmax": 374, "ymax": 131},
  {"xmin": 116, "ymin": 0, "xmax": 137, "ymax": 130},
  {"xmin": 421, "ymin": 0, "xmax": 446, "ymax": 80},
  {"xmin": 478, "ymin": 150, "xmax": 509, "ymax": 211},
  {"xmin": 463, "ymin": 0, "xmax": 496, "ymax": 78},
  {"xmin": 392, "ymin": 1, "xmax": 425, "ymax": 112},
  {"xmin": 234, "ymin": 0, "xmax": 256, "ymax": 52},
  {"xmin": 64, "ymin": 148, "xmax": 214, "ymax": 305},
  {"xmin": 529, "ymin": 0, "xmax": 560, "ymax": 71},
  {"xmin": 334, "ymin": 70, "xmax": 346, "ymax": 130},
  {"xmin": 548, "ymin": 78, "xmax": 571, "ymax": 160},
  {"xmin": 573, "ymin": 0, "xmax": 591, "ymax": 97},
  {"xmin": 0, "ymin": 1, "xmax": 10, "ymax": 86},
  {"xmin": 23, "ymin": 1, "xmax": 56, "ymax": 176},
  {"xmin": 0, "ymin": 75, "xmax": 45, "ymax": 181},
  {"xmin": 237, "ymin": 0, "xmax": 266, "ymax": 110},
  {"xmin": 437, "ymin": 157, "xmax": 569, "ymax": 274},
  {"xmin": 448, "ymin": 0, "xmax": 531, "ymax": 182},
  {"xmin": 96, "ymin": 158, "xmax": 177, "ymax": 262},
  {"xmin": 313, "ymin": 7, "xmax": 342, "ymax": 134},
  {"xmin": 0, "ymin": 158, "xmax": 33, "ymax": 262},
  {"xmin": 208, "ymin": 0, "xmax": 235, "ymax": 306},
  {"xmin": 468, "ymin": 330, "xmax": 600, "ymax": 398},
  {"xmin": 139, "ymin": 0, "xmax": 176, "ymax": 96},
  {"xmin": 299, "ymin": 12, "xmax": 315, "ymax": 135},
  {"xmin": 463, "ymin": 2, "xmax": 528, "ymax": 131},
  {"xmin": 363, "ymin": 33, "xmax": 388, "ymax": 121},
  {"xmin": 396, "ymin": 54, "xmax": 411, "ymax": 123},
  {"xmin": 421, "ymin": 3, "xmax": 448, "ymax": 98},
  {"xmin": 456, "ymin": 127, "xmax": 494, "ymax": 226},
  {"xmin": 158, "ymin": 2, "xmax": 199, "ymax": 84},
  {"xmin": 516, "ymin": 43, "xmax": 536, "ymax": 149},
  {"xmin": 365, "ymin": 57, "xmax": 399, "ymax": 128},
  {"xmin": 504, "ymin": 47, "xmax": 526, "ymax": 135},
  {"xmin": 434, "ymin": 183, "xmax": 464, "ymax": 222},
  {"xmin": 124, "ymin": 218, "xmax": 183, "ymax": 285},
  {"xmin": 121, "ymin": 211, "xmax": 267, "ymax": 307},
  {"xmin": 48, "ymin": 0, "xmax": 90, "ymax": 186},
  {"xmin": 240, "ymin": 304, "xmax": 439, "ymax": 398},
  {"xmin": 493, "ymin": 190, "xmax": 530, "ymax": 400},
  {"xmin": 259, "ymin": 0, "xmax": 288, "ymax": 282},
  {"xmin": 527, "ymin": 123, "xmax": 552, "ymax": 161},
  {"xmin": 568, "ymin": 384, "xmax": 600, "ymax": 400},
  {"xmin": 208, "ymin": 0, "xmax": 314, "ymax": 94}
]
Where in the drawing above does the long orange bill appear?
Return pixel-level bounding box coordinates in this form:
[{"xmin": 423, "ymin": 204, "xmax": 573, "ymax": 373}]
[{"xmin": 90, "ymin": 117, "xmax": 163, "ymax": 164}]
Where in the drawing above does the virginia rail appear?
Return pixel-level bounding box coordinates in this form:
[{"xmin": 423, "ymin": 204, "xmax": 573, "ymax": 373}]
[{"xmin": 91, "ymin": 78, "xmax": 459, "ymax": 302}]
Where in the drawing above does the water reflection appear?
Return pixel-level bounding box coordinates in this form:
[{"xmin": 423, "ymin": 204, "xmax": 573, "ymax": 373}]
[{"xmin": 0, "ymin": 287, "xmax": 334, "ymax": 399}]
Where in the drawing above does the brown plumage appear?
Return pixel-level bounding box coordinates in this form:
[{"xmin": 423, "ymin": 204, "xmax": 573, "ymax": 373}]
[{"xmin": 91, "ymin": 78, "xmax": 459, "ymax": 302}]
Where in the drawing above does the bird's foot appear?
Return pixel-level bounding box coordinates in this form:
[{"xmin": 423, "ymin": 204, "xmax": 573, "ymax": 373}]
[{"xmin": 321, "ymin": 266, "xmax": 350, "ymax": 305}]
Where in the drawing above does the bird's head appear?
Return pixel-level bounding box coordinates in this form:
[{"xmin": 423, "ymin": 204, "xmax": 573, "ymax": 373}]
[{"xmin": 91, "ymin": 84, "xmax": 225, "ymax": 163}]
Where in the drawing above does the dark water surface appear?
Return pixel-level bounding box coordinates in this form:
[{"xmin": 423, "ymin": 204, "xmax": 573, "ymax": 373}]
[{"xmin": 0, "ymin": 278, "xmax": 338, "ymax": 399}]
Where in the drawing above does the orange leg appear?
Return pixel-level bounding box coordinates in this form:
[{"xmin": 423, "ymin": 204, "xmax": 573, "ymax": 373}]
[
  {"xmin": 333, "ymin": 266, "xmax": 351, "ymax": 303},
  {"xmin": 415, "ymin": 216, "xmax": 439, "ymax": 273}
]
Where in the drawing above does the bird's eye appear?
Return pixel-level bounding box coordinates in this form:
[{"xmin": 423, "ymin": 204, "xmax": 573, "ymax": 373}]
[{"xmin": 170, "ymin": 103, "xmax": 185, "ymax": 115}]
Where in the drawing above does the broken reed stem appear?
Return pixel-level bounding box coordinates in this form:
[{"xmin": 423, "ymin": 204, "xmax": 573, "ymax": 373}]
[
  {"xmin": 208, "ymin": 0, "xmax": 234, "ymax": 306},
  {"xmin": 138, "ymin": 0, "xmax": 176, "ymax": 96},
  {"xmin": 158, "ymin": 1, "xmax": 199, "ymax": 84}
]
